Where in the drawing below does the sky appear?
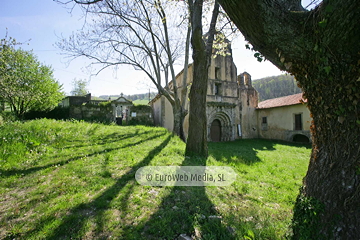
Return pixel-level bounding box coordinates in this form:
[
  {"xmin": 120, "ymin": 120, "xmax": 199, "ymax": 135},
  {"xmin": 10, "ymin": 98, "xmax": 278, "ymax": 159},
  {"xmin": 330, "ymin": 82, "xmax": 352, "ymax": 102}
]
[{"xmin": 0, "ymin": 0, "xmax": 315, "ymax": 97}]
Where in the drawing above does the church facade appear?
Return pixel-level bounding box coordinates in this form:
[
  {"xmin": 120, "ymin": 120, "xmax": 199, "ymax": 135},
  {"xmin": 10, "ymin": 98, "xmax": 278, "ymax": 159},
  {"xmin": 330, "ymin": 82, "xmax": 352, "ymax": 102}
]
[
  {"xmin": 149, "ymin": 43, "xmax": 259, "ymax": 142},
  {"xmin": 149, "ymin": 41, "xmax": 312, "ymax": 143}
]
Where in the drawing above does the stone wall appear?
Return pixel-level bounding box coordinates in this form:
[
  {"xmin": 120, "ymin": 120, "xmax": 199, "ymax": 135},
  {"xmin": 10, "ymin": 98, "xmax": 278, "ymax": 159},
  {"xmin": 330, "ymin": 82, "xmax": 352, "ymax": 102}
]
[
  {"xmin": 128, "ymin": 105, "xmax": 153, "ymax": 125},
  {"xmin": 69, "ymin": 103, "xmax": 154, "ymax": 125},
  {"xmin": 69, "ymin": 105, "xmax": 113, "ymax": 122}
]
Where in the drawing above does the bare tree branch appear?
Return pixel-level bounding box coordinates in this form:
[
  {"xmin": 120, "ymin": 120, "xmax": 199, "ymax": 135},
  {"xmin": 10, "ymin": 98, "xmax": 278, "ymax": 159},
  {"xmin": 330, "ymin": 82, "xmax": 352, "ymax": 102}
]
[
  {"xmin": 57, "ymin": 0, "xmax": 186, "ymax": 135},
  {"xmin": 74, "ymin": 0, "xmax": 104, "ymax": 5}
]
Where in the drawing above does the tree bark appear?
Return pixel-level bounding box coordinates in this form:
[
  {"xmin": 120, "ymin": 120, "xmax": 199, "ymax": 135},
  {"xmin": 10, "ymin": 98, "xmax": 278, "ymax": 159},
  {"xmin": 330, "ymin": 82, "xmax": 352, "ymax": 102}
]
[
  {"xmin": 171, "ymin": 97, "xmax": 186, "ymax": 141},
  {"xmin": 180, "ymin": 22, "xmax": 191, "ymax": 142},
  {"xmin": 185, "ymin": 0, "xmax": 219, "ymax": 157},
  {"xmin": 218, "ymin": 0, "xmax": 360, "ymax": 238},
  {"xmin": 185, "ymin": 0, "xmax": 208, "ymax": 157}
]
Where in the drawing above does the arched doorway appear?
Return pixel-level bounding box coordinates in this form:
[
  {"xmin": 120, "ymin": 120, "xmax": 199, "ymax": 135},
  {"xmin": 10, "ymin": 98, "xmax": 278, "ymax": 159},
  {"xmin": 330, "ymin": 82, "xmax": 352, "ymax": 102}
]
[
  {"xmin": 208, "ymin": 109, "xmax": 233, "ymax": 141},
  {"xmin": 210, "ymin": 119, "xmax": 221, "ymax": 142}
]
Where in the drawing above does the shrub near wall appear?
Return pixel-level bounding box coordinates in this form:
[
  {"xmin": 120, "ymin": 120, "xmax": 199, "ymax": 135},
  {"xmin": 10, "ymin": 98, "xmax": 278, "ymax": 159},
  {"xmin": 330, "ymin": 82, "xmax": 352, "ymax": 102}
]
[
  {"xmin": 128, "ymin": 105, "xmax": 154, "ymax": 126},
  {"xmin": 128, "ymin": 116, "xmax": 154, "ymax": 126},
  {"xmin": 24, "ymin": 107, "xmax": 70, "ymax": 120},
  {"xmin": 69, "ymin": 104, "xmax": 113, "ymax": 124},
  {"xmin": 0, "ymin": 111, "xmax": 18, "ymax": 123}
]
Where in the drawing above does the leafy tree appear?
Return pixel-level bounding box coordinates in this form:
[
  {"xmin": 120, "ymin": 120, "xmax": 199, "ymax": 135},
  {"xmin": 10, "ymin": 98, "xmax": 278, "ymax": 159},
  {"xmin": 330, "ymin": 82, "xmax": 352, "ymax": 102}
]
[
  {"xmin": 70, "ymin": 78, "xmax": 89, "ymax": 96},
  {"xmin": 0, "ymin": 37, "xmax": 64, "ymax": 118},
  {"xmin": 218, "ymin": 0, "xmax": 360, "ymax": 238}
]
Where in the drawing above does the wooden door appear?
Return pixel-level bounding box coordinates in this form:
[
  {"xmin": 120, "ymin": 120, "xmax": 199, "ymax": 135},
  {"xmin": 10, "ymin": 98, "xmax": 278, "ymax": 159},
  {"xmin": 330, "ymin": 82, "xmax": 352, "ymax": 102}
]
[{"xmin": 210, "ymin": 119, "xmax": 221, "ymax": 142}]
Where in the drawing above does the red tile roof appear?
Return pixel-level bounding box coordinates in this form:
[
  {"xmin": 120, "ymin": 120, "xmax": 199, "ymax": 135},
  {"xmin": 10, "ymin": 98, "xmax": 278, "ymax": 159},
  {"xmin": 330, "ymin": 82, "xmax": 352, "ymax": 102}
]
[{"xmin": 257, "ymin": 93, "xmax": 306, "ymax": 109}]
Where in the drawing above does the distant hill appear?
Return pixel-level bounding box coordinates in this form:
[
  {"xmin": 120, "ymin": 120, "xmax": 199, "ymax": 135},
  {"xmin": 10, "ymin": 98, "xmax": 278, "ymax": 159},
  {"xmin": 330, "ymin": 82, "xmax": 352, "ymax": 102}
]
[
  {"xmin": 98, "ymin": 92, "xmax": 157, "ymax": 104},
  {"xmin": 253, "ymin": 75, "xmax": 302, "ymax": 101}
]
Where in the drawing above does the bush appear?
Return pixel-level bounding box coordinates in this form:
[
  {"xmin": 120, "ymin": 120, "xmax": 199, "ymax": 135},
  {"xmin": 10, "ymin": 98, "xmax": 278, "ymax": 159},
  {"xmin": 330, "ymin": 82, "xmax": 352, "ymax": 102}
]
[
  {"xmin": 128, "ymin": 115, "xmax": 154, "ymax": 126},
  {"xmin": 0, "ymin": 111, "xmax": 18, "ymax": 123},
  {"xmin": 98, "ymin": 101, "xmax": 111, "ymax": 107},
  {"xmin": 130, "ymin": 105, "xmax": 152, "ymax": 112},
  {"xmin": 23, "ymin": 106, "xmax": 70, "ymax": 120},
  {"xmin": 291, "ymin": 187, "xmax": 325, "ymax": 239}
]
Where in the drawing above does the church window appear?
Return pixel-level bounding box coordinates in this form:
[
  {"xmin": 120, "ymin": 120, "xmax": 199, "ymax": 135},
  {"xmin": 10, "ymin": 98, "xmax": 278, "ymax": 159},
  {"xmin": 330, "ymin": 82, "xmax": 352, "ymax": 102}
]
[
  {"xmin": 215, "ymin": 83, "xmax": 221, "ymax": 95},
  {"xmin": 215, "ymin": 67, "xmax": 221, "ymax": 80},
  {"xmin": 244, "ymin": 74, "xmax": 249, "ymax": 85}
]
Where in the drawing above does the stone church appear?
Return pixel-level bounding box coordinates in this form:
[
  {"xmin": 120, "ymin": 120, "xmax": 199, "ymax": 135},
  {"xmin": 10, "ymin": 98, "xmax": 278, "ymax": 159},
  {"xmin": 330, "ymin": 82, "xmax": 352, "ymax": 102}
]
[{"xmin": 149, "ymin": 42, "xmax": 259, "ymax": 142}]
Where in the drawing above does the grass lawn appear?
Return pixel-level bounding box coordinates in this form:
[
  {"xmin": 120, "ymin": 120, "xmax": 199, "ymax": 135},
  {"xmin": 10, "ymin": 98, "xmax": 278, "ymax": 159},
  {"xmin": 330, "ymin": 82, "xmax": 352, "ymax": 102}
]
[{"xmin": 0, "ymin": 119, "xmax": 311, "ymax": 239}]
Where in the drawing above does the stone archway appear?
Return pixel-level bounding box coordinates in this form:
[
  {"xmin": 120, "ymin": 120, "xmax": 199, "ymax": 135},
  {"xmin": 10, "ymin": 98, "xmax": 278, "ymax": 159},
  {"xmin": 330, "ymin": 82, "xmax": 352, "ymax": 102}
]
[
  {"xmin": 207, "ymin": 110, "xmax": 233, "ymax": 141},
  {"xmin": 210, "ymin": 119, "xmax": 221, "ymax": 142},
  {"xmin": 293, "ymin": 134, "xmax": 310, "ymax": 143}
]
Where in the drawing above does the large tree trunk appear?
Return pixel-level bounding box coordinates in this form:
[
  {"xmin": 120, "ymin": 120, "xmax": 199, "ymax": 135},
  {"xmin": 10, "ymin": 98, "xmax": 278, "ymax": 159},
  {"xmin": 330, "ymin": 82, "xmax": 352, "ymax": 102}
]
[
  {"xmin": 292, "ymin": 74, "xmax": 360, "ymax": 239},
  {"xmin": 218, "ymin": 0, "xmax": 360, "ymax": 238},
  {"xmin": 172, "ymin": 98, "xmax": 186, "ymax": 141},
  {"xmin": 185, "ymin": 0, "xmax": 209, "ymax": 157},
  {"xmin": 185, "ymin": 0, "xmax": 219, "ymax": 157}
]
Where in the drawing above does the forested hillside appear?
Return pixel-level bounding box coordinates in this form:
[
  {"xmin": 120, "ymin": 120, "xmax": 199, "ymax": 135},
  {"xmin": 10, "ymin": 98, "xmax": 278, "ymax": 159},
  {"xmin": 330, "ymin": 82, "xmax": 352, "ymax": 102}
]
[
  {"xmin": 253, "ymin": 75, "xmax": 302, "ymax": 101},
  {"xmin": 99, "ymin": 92, "xmax": 157, "ymax": 101}
]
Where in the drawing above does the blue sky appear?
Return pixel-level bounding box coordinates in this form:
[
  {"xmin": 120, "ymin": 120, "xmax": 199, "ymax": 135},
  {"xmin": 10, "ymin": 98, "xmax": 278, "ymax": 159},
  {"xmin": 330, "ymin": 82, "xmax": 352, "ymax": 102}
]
[{"xmin": 0, "ymin": 0, "xmax": 314, "ymax": 96}]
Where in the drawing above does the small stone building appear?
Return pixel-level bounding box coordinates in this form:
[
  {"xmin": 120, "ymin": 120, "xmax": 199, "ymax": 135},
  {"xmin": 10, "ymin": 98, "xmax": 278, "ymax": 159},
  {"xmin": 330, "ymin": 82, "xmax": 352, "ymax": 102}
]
[
  {"xmin": 58, "ymin": 93, "xmax": 93, "ymax": 107},
  {"xmin": 59, "ymin": 93, "xmax": 134, "ymax": 124},
  {"xmin": 59, "ymin": 93, "xmax": 153, "ymax": 125},
  {"xmin": 111, "ymin": 94, "xmax": 133, "ymax": 124},
  {"xmin": 256, "ymin": 93, "xmax": 311, "ymax": 143}
]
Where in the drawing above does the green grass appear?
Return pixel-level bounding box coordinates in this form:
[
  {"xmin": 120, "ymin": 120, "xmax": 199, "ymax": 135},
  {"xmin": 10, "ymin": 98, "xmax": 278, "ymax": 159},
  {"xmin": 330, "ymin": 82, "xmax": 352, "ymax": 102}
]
[{"xmin": 0, "ymin": 119, "xmax": 311, "ymax": 239}]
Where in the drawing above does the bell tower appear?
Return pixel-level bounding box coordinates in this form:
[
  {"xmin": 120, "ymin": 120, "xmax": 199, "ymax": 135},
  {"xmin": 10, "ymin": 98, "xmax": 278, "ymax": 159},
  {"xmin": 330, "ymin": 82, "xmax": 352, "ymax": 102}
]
[{"xmin": 238, "ymin": 72, "xmax": 259, "ymax": 138}]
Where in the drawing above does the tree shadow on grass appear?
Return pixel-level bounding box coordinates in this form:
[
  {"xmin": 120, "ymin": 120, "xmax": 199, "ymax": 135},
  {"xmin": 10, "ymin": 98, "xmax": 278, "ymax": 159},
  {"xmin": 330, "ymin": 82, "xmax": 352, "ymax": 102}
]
[
  {"xmin": 207, "ymin": 139, "xmax": 276, "ymax": 165},
  {"xmin": 130, "ymin": 139, "xmax": 310, "ymax": 239},
  {"xmin": 0, "ymin": 131, "xmax": 165, "ymax": 178},
  {"xmin": 207, "ymin": 138, "xmax": 311, "ymax": 166},
  {"xmin": 131, "ymin": 156, "xmax": 235, "ymax": 239},
  {"xmin": 59, "ymin": 130, "xmax": 155, "ymax": 149},
  {"xmin": 25, "ymin": 134, "xmax": 174, "ymax": 239},
  {"xmin": 209, "ymin": 138, "xmax": 310, "ymax": 167}
]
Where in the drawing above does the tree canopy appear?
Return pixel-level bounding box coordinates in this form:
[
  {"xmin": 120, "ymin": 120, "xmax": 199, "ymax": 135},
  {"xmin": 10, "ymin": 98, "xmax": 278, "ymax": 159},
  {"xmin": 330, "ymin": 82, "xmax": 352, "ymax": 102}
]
[
  {"xmin": 70, "ymin": 78, "xmax": 89, "ymax": 96},
  {"xmin": 0, "ymin": 37, "xmax": 64, "ymax": 118}
]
